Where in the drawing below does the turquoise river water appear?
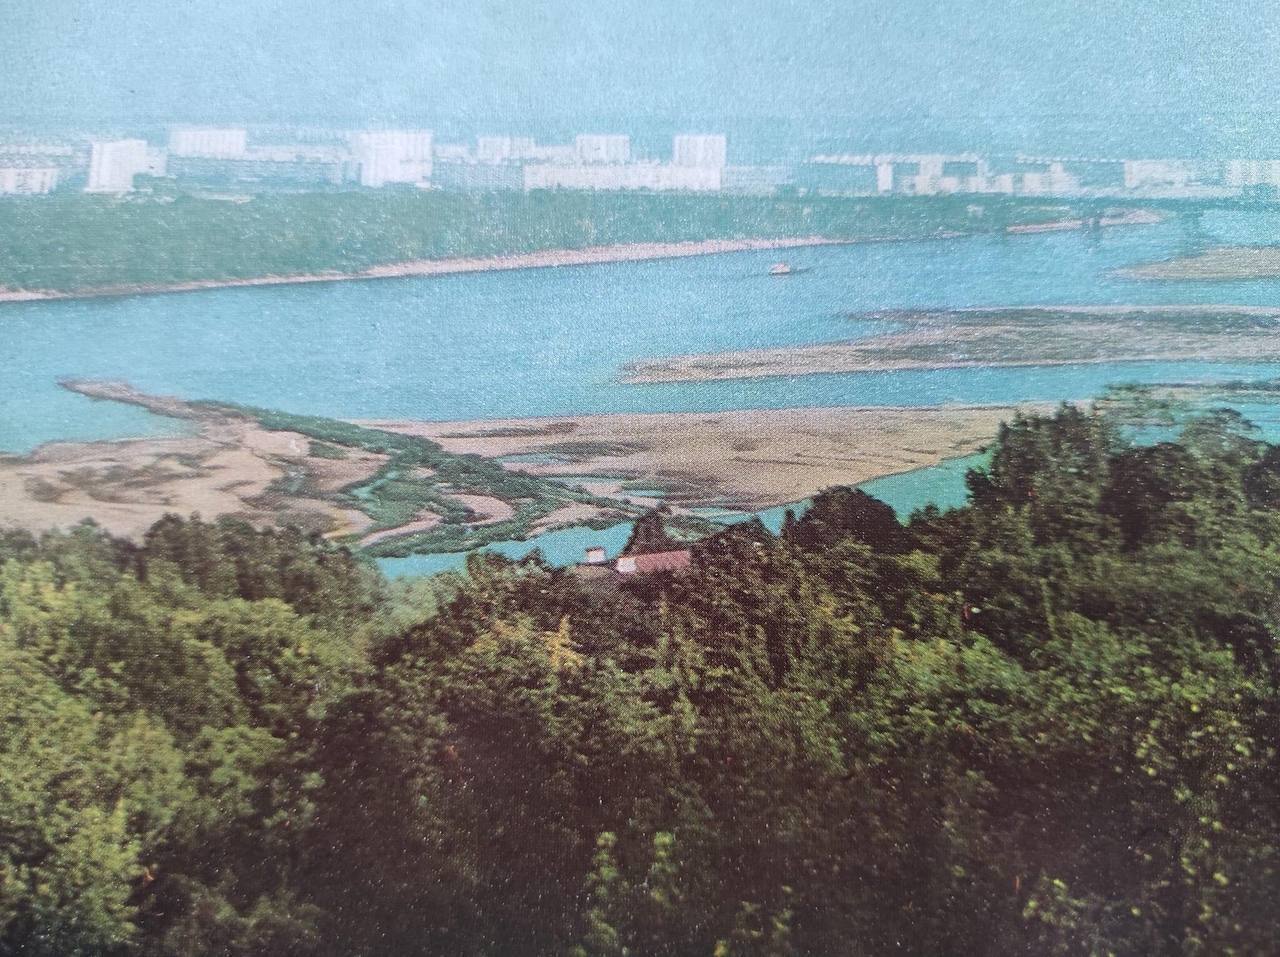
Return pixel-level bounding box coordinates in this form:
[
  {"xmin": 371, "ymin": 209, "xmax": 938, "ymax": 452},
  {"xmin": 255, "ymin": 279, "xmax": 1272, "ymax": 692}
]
[{"xmin": 4, "ymin": 209, "xmax": 1280, "ymax": 576}]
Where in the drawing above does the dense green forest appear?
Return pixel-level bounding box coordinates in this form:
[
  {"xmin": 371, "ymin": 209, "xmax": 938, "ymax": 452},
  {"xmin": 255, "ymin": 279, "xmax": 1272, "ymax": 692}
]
[
  {"xmin": 3, "ymin": 402, "xmax": 1279, "ymax": 955},
  {"xmin": 0, "ymin": 191, "xmax": 1078, "ymax": 292}
]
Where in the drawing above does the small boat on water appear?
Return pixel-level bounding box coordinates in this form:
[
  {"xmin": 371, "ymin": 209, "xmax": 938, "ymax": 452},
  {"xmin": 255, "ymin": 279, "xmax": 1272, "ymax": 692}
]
[{"xmin": 769, "ymin": 262, "xmax": 809, "ymax": 276}]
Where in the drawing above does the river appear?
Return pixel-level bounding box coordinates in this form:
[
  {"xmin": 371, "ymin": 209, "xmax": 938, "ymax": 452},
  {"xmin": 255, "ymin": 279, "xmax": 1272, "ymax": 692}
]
[{"xmin": 4, "ymin": 208, "xmax": 1280, "ymax": 575}]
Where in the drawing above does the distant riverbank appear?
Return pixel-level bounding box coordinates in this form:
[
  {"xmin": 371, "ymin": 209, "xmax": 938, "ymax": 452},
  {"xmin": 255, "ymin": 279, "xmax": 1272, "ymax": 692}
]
[
  {"xmin": 0, "ymin": 200, "xmax": 1163, "ymax": 304},
  {"xmin": 0, "ymin": 237, "xmax": 861, "ymax": 303}
]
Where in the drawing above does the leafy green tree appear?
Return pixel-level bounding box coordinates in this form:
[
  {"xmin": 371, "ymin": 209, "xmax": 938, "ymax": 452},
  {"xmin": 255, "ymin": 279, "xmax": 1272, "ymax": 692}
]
[{"xmin": 622, "ymin": 507, "xmax": 680, "ymax": 556}]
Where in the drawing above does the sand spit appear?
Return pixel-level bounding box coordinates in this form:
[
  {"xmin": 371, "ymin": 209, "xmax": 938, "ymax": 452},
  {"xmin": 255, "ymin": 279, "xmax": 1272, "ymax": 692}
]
[
  {"xmin": 366, "ymin": 403, "xmax": 1050, "ymax": 511},
  {"xmin": 623, "ymin": 305, "xmax": 1280, "ymax": 385}
]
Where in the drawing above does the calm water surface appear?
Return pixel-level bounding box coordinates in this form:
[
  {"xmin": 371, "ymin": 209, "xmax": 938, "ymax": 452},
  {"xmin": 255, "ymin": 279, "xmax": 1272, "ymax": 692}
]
[
  {"xmin": 7, "ymin": 209, "xmax": 1280, "ymax": 576},
  {"xmin": 5, "ymin": 210, "xmax": 1280, "ymax": 453}
]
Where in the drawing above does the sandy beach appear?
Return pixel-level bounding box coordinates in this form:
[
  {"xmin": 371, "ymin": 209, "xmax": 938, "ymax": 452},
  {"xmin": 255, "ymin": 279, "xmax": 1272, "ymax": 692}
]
[{"xmin": 623, "ymin": 305, "xmax": 1280, "ymax": 384}]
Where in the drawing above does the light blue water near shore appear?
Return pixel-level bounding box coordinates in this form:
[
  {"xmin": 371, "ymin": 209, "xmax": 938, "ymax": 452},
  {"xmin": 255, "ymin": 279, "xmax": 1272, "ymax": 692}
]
[
  {"xmin": 8, "ymin": 208, "xmax": 1280, "ymax": 578},
  {"xmin": 377, "ymin": 451, "xmax": 993, "ymax": 578},
  {"xmin": 5, "ymin": 210, "xmax": 1280, "ymax": 454}
]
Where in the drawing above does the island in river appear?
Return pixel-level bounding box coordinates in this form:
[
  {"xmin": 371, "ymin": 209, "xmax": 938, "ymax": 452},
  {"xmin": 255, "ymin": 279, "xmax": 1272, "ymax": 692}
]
[
  {"xmin": 0, "ymin": 380, "xmax": 1044, "ymax": 556},
  {"xmin": 1120, "ymin": 245, "xmax": 1280, "ymax": 281},
  {"xmin": 624, "ymin": 305, "xmax": 1280, "ymax": 383}
]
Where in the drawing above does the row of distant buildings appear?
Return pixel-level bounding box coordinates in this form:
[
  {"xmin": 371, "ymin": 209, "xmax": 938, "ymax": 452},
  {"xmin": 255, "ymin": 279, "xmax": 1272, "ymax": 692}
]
[
  {"xmin": 0, "ymin": 127, "xmax": 733, "ymax": 197},
  {"xmin": 3, "ymin": 126, "xmax": 1280, "ymax": 200}
]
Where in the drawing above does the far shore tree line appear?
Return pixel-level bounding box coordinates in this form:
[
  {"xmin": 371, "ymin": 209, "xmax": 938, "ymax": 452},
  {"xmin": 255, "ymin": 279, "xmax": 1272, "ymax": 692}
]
[{"xmin": 0, "ymin": 191, "xmax": 1096, "ymax": 292}]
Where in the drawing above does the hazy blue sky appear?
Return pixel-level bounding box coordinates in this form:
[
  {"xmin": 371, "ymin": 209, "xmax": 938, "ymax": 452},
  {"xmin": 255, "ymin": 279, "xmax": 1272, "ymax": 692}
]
[{"xmin": 4, "ymin": 0, "xmax": 1280, "ymax": 147}]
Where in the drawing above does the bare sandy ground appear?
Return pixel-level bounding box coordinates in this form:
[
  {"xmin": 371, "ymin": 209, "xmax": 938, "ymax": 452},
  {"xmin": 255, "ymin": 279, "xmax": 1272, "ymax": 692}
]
[
  {"xmin": 0, "ymin": 383, "xmax": 385, "ymax": 540},
  {"xmin": 442, "ymin": 493, "xmax": 516, "ymax": 524},
  {"xmin": 359, "ymin": 511, "xmax": 442, "ymax": 548},
  {"xmin": 0, "ymin": 237, "xmax": 856, "ymax": 304},
  {"xmin": 1006, "ymin": 208, "xmax": 1163, "ymax": 234},
  {"xmin": 368, "ymin": 404, "xmax": 1049, "ymax": 510},
  {"xmin": 1120, "ymin": 246, "xmax": 1280, "ymax": 281},
  {"xmin": 2, "ymin": 382, "xmax": 1040, "ymax": 541},
  {"xmin": 623, "ymin": 305, "xmax": 1280, "ymax": 384}
]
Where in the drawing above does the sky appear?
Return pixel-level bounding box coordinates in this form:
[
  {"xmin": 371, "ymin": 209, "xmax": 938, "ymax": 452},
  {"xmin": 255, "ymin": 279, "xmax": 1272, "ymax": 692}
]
[{"xmin": 4, "ymin": 0, "xmax": 1280, "ymax": 153}]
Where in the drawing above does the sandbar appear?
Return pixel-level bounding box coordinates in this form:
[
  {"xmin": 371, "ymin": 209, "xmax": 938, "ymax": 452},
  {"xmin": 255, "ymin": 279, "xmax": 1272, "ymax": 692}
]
[
  {"xmin": 623, "ymin": 305, "xmax": 1280, "ymax": 384},
  {"xmin": 1120, "ymin": 246, "xmax": 1280, "ymax": 282},
  {"xmin": 366, "ymin": 403, "xmax": 1050, "ymax": 511}
]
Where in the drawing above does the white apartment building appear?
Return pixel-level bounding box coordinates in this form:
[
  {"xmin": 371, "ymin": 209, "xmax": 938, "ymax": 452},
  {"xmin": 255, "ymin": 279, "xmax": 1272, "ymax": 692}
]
[
  {"xmin": 476, "ymin": 136, "xmax": 538, "ymax": 163},
  {"xmin": 1019, "ymin": 162, "xmax": 1079, "ymax": 196},
  {"xmin": 0, "ymin": 144, "xmax": 75, "ymax": 158},
  {"xmin": 352, "ymin": 130, "xmax": 433, "ymax": 187},
  {"xmin": 524, "ymin": 162, "xmax": 720, "ymax": 192},
  {"xmin": 86, "ymin": 139, "xmax": 150, "ymax": 193},
  {"xmin": 672, "ymin": 134, "xmax": 727, "ymax": 169},
  {"xmin": 168, "ymin": 127, "xmax": 248, "ymax": 158},
  {"xmin": 145, "ymin": 147, "xmax": 169, "ymax": 178},
  {"xmin": 1123, "ymin": 159, "xmax": 1197, "ymax": 191},
  {"xmin": 0, "ymin": 166, "xmax": 58, "ymax": 195},
  {"xmin": 574, "ymin": 134, "xmax": 631, "ymax": 164},
  {"xmin": 527, "ymin": 144, "xmax": 577, "ymax": 163},
  {"xmin": 1224, "ymin": 159, "xmax": 1280, "ymax": 189},
  {"xmin": 434, "ymin": 142, "xmax": 473, "ymax": 162}
]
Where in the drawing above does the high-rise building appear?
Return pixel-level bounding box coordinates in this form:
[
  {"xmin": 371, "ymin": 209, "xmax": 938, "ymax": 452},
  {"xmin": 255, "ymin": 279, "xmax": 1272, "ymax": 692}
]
[
  {"xmin": 168, "ymin": 127, "xmax": 248, "ymax": 158},
  {"xmin": 351, "ymin": 130, "xmax": 433, "ymax": 187},
  {"xmin": 85, "ymin": 140, "xmax": 150, "ymax": 193},
  {"xmin": 476, "ymin": 136, "xmax": 538, "ymax": 163},
  {"xmin": 574, "ymin": 134, "xmax": 631, "ymax": 164},
  {"xmin": 1224, "ymin": 159, "xmax": 1280, "ymax": 189},
  {"xmin": 1123, "ymin": 159, "xmax": 1198, "ymax": 191},
  {"xmin": 673, "ymin": 134, "xmax": 727, "ymax": 169},
  {"xmin": 524, "ymin": 162, "xmax": 720, "ymax": 191},
  {"xmin": 0, "ymin": 166, "xmax": 58, "ymax": 195}
]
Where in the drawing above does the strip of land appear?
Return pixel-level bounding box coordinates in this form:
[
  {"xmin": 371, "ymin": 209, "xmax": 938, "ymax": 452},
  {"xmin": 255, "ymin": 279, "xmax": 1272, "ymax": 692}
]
[
  {"xmin": 0, "ymin": 381, "xmax": 1042, "ymax": 546},
  {"xmin": 0, "ymin": 198, "xmax": 1162, "ymax": 304},
  {"xmin": 365, "ymin": 403, "xmax": 1049, "ymax": 511},
  {"xmin": 0, "ymin": 238, "xmax": 858, "ymax": 303},
  {"xmin": 623, "ymin": 305, "xmax": 1280, "ymax": 384},
  {"xmin": 0, "ymin": 383, "xmax": 383, "ymax": 541},
  {"xmin": 1120, "ymin": 246, "xmax": 1280, "ymax": 281}
]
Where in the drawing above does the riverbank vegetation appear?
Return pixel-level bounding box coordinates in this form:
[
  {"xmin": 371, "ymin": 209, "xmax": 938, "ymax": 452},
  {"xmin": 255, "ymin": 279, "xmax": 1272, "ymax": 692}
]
[
  {"xmin": 2, "ymin": 191, "xmax": 1107, "ymax": 293},
  {"xmin": 3, "ymin": 402, "xmax": 1280, "ymax": 953},
  {"xmin": 197, "ymin": 401, "xmax": 652, "ymax": 556}
]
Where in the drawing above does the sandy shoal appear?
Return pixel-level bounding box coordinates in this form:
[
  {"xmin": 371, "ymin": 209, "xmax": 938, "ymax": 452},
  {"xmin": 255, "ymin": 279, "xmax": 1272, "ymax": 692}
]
[
  {"xmin": 366, "ymin": 403, "xmax": 1050, "ymax": 511},
  {"xmin": 1120, "ymin": 246, "xmax": 1280, "ymax": 281},
  {"xmin": 623, "ymin": 305, "xmax": 1280, "ymax": 384}
]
